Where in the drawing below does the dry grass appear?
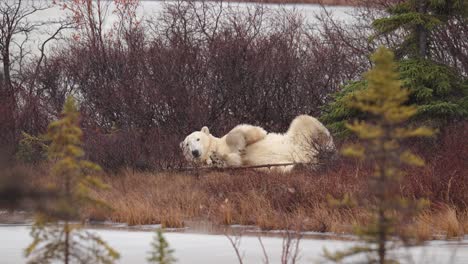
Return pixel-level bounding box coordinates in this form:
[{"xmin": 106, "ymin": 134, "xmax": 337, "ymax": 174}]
[
  {"xmin": 4, "ymin": 163, "xmax": 467, "ymax": 237},
  {"xmin": 411, "ymin": 205, "xmax": 465, "ymax": 240},
  {"xmin": 4, "ymin": 124, "xmax": 467, "ymax": 237},
  {"xmin": 78, "ymin": 159, "xmax": 464, "ymax": 237},
  {"xmin": 13, "ymin": 144, "xmax": 465, "ymax": 237},
  {"xmin": 80, "ymin": 163, "xmax": 371, "ymax": 233},
  {"xmin": 86, "ymin": 170, "xmax": 207, "ymax": 226},
  {"xmin": 81, "ymin": 128, "xmax": 466, "ymax": 235}
]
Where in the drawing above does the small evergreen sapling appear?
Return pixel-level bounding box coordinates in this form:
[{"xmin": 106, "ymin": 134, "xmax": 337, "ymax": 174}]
[
  {"xmin": 148, "ymin": 229, "xmax": 176, "ymax": 264},
  {"xmin": 25, "ymin": 97, "xmax": 119, "ymax": 264},
  {"xmin": 325, "ymin": 47, "xmax": 433, "ymax": 264}
]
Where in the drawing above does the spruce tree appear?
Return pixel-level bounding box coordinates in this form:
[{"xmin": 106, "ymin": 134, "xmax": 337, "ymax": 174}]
[
  {"xmin": 148, "ymin": 229, "xmax": 176, "ymax": 264},
  {"xmin": 372, "ymin": 0, "xmax": 468, "ymax": 58},
  {"xmin": 322, "ymin": 57, "xmax": 467, "ymax": 137},
  {"xmin": 325, "ymin": 47, "xmax": 433, "ymax": 264},
  {"xmin": 25, "ymin": 97, "xmax": 119, "ymax": 264},
  {"xmin": 322, "ymin": 0, "xmax": 468, "ymax": 136}
]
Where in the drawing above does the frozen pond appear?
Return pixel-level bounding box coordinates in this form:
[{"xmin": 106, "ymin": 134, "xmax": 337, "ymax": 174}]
[
  {"xmin": 13, "ymin": 0, "xmax": 356, "ymax": 56},
  {"xmin": 1, "ymin": 225, "xmax": 467, "ymax": 263},
  {"xmin": 26, "ymin": 0, "xmax": 356, "ymax": 24}
]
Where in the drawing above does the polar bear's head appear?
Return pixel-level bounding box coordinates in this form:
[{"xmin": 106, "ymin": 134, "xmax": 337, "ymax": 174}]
[{"xmin": 180, "ymin": 126, "xmax": 212, "ymax": 163}]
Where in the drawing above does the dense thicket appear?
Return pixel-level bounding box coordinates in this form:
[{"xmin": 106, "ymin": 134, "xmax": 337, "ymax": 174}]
[
  {"xmin": 7, "ymin": 2, "xmax": 369, "ymax": 169},
  {"xmin": 2, "ymin": 0, "xmax": 467, "ymax": 170}
]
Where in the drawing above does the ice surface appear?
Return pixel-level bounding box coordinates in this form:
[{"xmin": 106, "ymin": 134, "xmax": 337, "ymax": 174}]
[{"xmin": 1, "ymin": 225, "xmax": 467, "ymax": 264}]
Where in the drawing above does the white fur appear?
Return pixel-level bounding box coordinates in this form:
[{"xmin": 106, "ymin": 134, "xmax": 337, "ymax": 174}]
[
  {"xmin": 180, "ymin": 115, "xmax": 335, "ymax": 172},
  {"xmin": 242, "ymin": 115, "xmax": 335, "ymax": 172},
  {"xmin": 180, "ymin": 124, "xmax": 267, "ymax": 167}
]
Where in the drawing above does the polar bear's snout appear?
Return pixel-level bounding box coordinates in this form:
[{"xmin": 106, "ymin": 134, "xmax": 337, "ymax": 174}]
[
  {"xmin": 191, "ymin": 150, "xmax": 200, "ymax": 158},
  {"xmin": 183, "ymin": 140, "xmax": 203, "ymax": 160},
  {"xmin": 185, "ymin": 140, "xmax": 203, "ymax": 159}
]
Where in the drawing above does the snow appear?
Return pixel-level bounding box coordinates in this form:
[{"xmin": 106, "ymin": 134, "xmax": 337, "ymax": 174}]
[{"xmin": 1, "ymin": 225, "xmax": 467, "ymax": 264}]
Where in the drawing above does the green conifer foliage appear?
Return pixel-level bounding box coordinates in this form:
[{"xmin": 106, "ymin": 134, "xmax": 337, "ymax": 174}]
[
  {"xmin": 321, "ymin": 58, "xmax": 467, "ymax": 137},
  {"xmin": 321, "ymin": 0, "xmax": 468, "ymax": 136},
  {"xmin": 325, "ymin": 47, "xmax": 433, "ymax": 264},
  {"xmin": 25, "ymin": 97, "xmax": 119, "ymax": 264},
  {"xmin": 372, "ymin": 0, "xmax": 468, "ymax": 58},
  {"xmin": 15, "ymin": 132, "xmax": 49, "ymax": 164},
  {"xmin": 148, "ymin": 229, "xmax": 176, "ymax": 264}
]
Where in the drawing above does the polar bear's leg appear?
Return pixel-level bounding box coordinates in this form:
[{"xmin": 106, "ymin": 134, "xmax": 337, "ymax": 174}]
[
  {"xmin": 225, "ymin": 130, "xmax": 247, "ymax": 152},
  {"xmin": 226, "ymin": 124, "xmax": 267, "ymax": 150},
  {"xmin": 222, "ymin": 124, "xmax": 267, "ymax": 167}
]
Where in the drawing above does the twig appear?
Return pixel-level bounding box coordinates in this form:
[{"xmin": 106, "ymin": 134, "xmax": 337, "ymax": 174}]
[
  {"xmin": 225, "ymin": 232, "xmax": 244, "ymax": 264},
  {"xmin": 258, "ymin": 236, "xmax": 270, "ymax": 264},
  {"xmin": 161, "ymin": 160, "xmax": 333, "ymax": 174},
  {"xmin": 280, "ymin": 228, "xmax": 303, "ymax": 264},
  {"xmin": 172, "ymin": 162, "xmax": 300, "ymax": 172}
]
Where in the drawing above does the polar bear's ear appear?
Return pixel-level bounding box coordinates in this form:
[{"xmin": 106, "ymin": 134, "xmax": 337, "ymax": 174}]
[
  {"xmin": 179, "ymin": 141, "xmax": 184, "ymax": 150},
  {"xmin": 201, "ymin": 126, "xmax": 210, "ymax": 135}
]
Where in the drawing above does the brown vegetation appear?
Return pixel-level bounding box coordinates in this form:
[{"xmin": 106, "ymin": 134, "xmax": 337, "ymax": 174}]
[
  {"xmin": 4, "ymin": 122, "xmax": 467, "ymax": 239},
  {"xmin": 86, "ymin": 163, "xmax": 369, "ymax": 231},
  {"xmin": 83, "ymin": 161, "xmax": 465, "ymax": 238},
  {"xmin": 1, "ymin": 0, "xmax": 467, "ymax": 241},
  {"xmin": 2, "ymin": 0, "xmax": 378, "ymax": 170},
  {"xmin": 86, "ymin": 123, "xmax": 468, "ymax": 237},
  {"xmin": 3, "ymin": 0, "xmax": 466, "ymax": 172},
  {"xmin": 71, "ymin": 127, "xmax": 450, "ymax": 234},
  {"xmin": 220, "ymin": 0, "xmax": 357, "ymax": 6}
]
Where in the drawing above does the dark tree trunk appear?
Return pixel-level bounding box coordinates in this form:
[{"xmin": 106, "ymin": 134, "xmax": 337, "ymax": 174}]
[
  {"xmin": 0, "ymin": 46, "xmax": 17, "ymax": 166},
  {"xmin": 417, "ymin": 0, "xmax": 429, "ymax": 58},
  {"xmin": 64, "ymin": 221, "xmax": 70, "ymax": 264}
]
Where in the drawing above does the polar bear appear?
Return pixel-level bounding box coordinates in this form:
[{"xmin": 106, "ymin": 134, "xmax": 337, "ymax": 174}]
[
  {"xmin": 180, "ymin": 124, "xmax": 267, "ymax": 167},
  {"xmin": 180, "ymin": 115, "xmax": 335, "ymax": 172}
]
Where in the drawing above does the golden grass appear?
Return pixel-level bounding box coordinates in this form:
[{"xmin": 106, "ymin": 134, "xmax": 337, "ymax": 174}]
[
  {"xmin": 81, "ymin": 168, "xmax": 466, "ymax": 238},
  {"xmin": 461, "ymin": 211, "xmax": 468, "ymax": 234},
  {"xmin": 412, "ymin": 211, "xmax": 434, "ymax": 241},
  {"xmin": 7, "ymin": 157, "xmax": 467, "ymax": 238},
  {"xmin": 411, "ymin": 205, "xmax": 465, "ymax": 240},
  {"xmin": 81, "ymin": 168, "xmax": 369, "ymax": 232},
  {"xmin": 87, "ymin": 170, "xmax": 208, "ymax": 226}
]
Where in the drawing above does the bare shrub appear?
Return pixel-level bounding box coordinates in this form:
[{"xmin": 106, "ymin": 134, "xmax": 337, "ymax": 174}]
[
  {"xmin": 280, "ymin": 228, "xmax": 303, "ymax": 264},
  {"xmin": 4, "ymin": 0, "xmax": 466, "ymax": 173},
  {"xmin": 225, "ymin": 230, "xmax": 245, "ymax": 264},
  {"xmin": 19, "ymin": 1, "xmax": 368, "ymax": 170},
  {"xmin": 404, "ymin": 122, "xmax": 468, "ymax": 209}
]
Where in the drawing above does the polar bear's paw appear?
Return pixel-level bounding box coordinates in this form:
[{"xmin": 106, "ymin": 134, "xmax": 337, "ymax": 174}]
[
  {"xmin": 209, "ymin": 152, "xmax": 242, "ymax": 168},
  {"xmin": 209, "ymin": 152, "xmax": 227, "ymax": 168}
]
